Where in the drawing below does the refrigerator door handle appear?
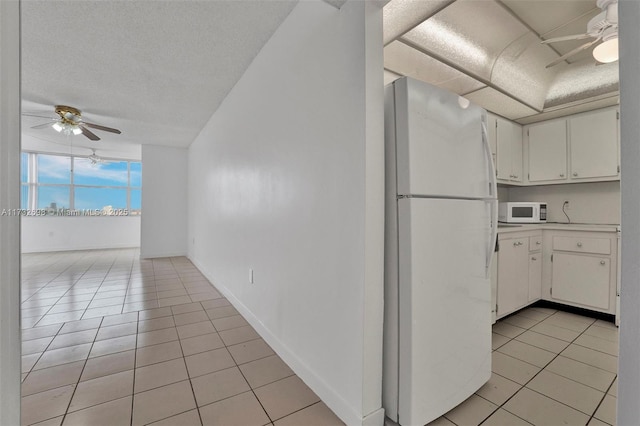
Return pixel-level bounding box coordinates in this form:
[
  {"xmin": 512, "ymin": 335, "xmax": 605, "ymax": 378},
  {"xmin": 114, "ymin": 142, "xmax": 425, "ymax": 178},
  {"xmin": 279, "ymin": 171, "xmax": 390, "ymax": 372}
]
[
  {"xmin": 486, "ymin": 199, "xmax": 498, "ymax": 278},
  {"xmin": 481, "ymin": 120, "xmax": 498, "ymax": 277},
  {"xmin": 481, "ymin": 121, "xmax": 497, "ymax": 197}
]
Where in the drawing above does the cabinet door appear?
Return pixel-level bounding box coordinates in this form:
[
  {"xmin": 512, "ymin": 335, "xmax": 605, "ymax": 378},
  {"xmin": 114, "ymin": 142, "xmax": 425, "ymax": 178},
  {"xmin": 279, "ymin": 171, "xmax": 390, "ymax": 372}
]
[
  {"xmin": 496, "ymin": 118, "xmax": 523, "ymax": 182},
  {"xmin": 497, "ymin": 237, "xmax": 529, "ymax": 316},
  {"xmin": 570, "ymin": 109, "xmax": 619, "ymax": 179},
  {"xmin": 528, "ymin": 254, "xmax": 542, "ymax": 302},
  {"xmin": 528, "ymin": 121, "xmax": 567, "ymax": 182},
  {"xmin": 509, "ymin": 122, "xmax": 523, "ymax": 183},
  {"xmin": 496, "ymin": 118, "xmax": 512, "ymax": 181},
  {"xmin": 551, "ymin": 253, "xmax": 610, "ymax": 310}
]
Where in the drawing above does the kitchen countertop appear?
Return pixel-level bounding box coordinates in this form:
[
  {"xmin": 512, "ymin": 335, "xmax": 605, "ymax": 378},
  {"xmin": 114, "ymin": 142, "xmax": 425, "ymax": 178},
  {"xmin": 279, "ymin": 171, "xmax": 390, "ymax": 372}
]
[{"xmin": 497, "ymin": 223, "xmax": 620, "ymax": 234}]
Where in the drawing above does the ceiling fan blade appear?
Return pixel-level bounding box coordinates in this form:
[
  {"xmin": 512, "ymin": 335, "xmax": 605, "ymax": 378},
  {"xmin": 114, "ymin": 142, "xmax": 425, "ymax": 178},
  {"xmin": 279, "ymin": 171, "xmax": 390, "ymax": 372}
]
[
  {"xmin": 83, "ymin": 122, "xmax": 122, "ymax": 134},
  {"xmin": 30, "ymin": 121, "xmax": 57, "ymax": 129},
  {"xmin": 545, "ymin": 38, "xmax": 601, "ymax": 68},
  {"xmin": 22, "ymin": 113, "xmax": 57, "ymax": 119},
  {"xmin": 79, "ymin": 125, "xmax": 101, "ymax": 141},
  {"xmin": 541, "ymin": 33, "xmax": 592, "ymax": 44}
]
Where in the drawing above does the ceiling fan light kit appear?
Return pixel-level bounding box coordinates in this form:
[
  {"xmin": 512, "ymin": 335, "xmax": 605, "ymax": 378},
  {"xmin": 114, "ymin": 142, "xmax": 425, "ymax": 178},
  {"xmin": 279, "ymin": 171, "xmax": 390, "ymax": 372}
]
[
  {"xmin": 593, "ymin": 36, "xmax": 618, "ymax": 64},
  {"xmin": 51, "ymin": 120, "xmax": 82, "ymax": 135}
]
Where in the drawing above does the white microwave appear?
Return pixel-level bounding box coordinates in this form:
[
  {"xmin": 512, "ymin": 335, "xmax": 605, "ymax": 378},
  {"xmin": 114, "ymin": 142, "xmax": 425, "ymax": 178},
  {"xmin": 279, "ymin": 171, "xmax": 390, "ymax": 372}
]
[{"xmin": 498, "ymin": 202, "xmax": 547, "ymax": 223}]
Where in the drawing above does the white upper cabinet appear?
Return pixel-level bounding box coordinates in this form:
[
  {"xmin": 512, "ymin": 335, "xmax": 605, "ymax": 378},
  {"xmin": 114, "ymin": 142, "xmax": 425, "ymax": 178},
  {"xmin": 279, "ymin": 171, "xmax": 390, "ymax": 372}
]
[
  {"xmin": 496, "ymin": 117, "xmax": 523, "ymax": 183},
  {"xmin": 569, "ymin": 109, "xmax": 619, "ymax": 180},
  {"xmin": 528, "ymin": 120, "xmax": 567, "ymax": 183},
  {"xmin": 523, "ymin": 107, "xmax": 620, "ymax": 186}
]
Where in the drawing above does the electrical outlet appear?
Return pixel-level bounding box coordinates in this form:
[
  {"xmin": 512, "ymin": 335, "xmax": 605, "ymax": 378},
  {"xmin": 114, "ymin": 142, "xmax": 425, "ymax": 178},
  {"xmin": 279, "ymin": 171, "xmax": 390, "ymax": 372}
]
[
  {"xmin": 563, "ymin": 200, "xmax": 570, "ymax": 210},
  {"xmin": 249, "ymin": 268, "xmax": 254, "ymax": 284}
]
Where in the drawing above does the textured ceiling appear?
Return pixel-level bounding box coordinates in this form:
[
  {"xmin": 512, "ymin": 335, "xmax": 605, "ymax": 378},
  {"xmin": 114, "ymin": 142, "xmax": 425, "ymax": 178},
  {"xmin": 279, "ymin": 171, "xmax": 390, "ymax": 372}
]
[
  {"xmin": 21, "ymin": 1, "xmax": 298, "ymax": 151},
  {"xmin": 383, "ymin": 0, "xmax": 620, "ymax": 123}
]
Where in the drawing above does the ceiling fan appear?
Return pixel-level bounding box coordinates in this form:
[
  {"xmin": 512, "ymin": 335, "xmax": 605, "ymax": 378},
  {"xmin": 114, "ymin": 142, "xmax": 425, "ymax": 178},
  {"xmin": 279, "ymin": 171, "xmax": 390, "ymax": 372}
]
[
  {"xmin": 87, "ymin": 149, "xmax": 108, "ymax": 166},
  {"xmin": 541, "ymin": 0, "xmax": 618, "ymax": 68},
  {"xmin": 25, "ymin": 105, "xmax": 121, "ymax": 141}
]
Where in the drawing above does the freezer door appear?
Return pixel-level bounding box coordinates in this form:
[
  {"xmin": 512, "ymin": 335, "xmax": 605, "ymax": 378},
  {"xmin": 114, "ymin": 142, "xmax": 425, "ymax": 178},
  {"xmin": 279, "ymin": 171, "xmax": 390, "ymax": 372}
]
[
  {"xmin": 394, "ymin": 77, "xmax": 493, "ymax": 199},
  {"xmin": 397, "ymin": 198, "xmax": 492, "ymax": 425}
]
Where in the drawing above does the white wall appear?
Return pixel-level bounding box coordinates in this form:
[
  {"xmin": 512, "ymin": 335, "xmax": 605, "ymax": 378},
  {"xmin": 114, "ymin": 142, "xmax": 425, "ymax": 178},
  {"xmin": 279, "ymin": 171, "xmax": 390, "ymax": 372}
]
[
  {"xmin": 618, "ymin": 1, "xmax": 640, "ymax": 423},
  {"xmin": 21, "ymin": 133, "xmax": 141, "ymax": 161},
  {"xmin": 187, "ymin": 2, "xmax": 384, "ymax": 425},
  {"xmin": 0, "ymin": 1, "xmax": 21, "ymax": 424},
  {"xmin": 141, "ymin": 145, "xmax": 188, "ymax": 258},
  {"xmin": 21, "ymin": 216, "xmax": 140, "ymax": 253},
  {"xmin": 508, "ymin": 181, "xmax": 620, "ymax": 225}
]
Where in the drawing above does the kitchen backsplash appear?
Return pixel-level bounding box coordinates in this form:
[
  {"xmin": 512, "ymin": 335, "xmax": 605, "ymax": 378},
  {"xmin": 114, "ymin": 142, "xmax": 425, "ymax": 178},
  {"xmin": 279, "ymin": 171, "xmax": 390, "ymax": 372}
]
[{"xmin": 505, "ymin": 181, "xmax": 620, "ymax": 225}]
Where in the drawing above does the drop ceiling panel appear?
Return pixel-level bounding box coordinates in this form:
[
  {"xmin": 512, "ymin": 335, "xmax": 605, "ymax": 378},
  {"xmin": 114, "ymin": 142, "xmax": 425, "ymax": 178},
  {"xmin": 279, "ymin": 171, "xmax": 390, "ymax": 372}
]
[
  {"xmin": 517, "ymin": 95, "xmax": 618, "ymax": 125},
  {"xmin": 490, "ymin": 32, "xmax": 562, "ymax": 110},
  {"xmin": 545, "ymin": 59, "xmax": 619, "ymax": 108},
  {"xmin": 402, "ymin": 0, "xmax": 530, "ymax": 80},
  {"xmin": 464, "ymin": 87, "xmax": 538, "ymax": 120},
  {"xmin": 383, "ymin": 0, "xmax": 455, "ymax": 45},
  {"xmin": 502, "ymin": 0, "xmax": 596, "ymax": 36},
  {"xmin": 384, "ymin": 41, "xmax": 485, "ymax": 94}
]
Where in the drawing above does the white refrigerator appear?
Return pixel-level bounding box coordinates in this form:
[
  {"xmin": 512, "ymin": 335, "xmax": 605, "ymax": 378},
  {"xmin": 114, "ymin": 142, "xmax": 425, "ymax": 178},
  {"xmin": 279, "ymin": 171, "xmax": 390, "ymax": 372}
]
[{"xmin": 383, "ymin": 77, "xmax": 498, "ymax": 426}]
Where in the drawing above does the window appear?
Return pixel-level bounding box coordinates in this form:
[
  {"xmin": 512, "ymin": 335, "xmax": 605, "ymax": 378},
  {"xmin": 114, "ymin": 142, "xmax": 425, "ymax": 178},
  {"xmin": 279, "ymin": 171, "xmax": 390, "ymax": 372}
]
[{"xmin": 20, "ymin": 152, "xmax": 142, "ymax": 216}]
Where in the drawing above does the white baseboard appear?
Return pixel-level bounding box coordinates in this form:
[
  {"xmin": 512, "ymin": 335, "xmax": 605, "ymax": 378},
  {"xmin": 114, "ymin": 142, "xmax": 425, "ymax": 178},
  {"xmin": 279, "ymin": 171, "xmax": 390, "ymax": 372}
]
[
  {"xmin": 189, "ymin": 255, "xmax": 381, "ymax": 426},
  {"xmin": 140, "ymin": 250, "xmax": 187, "ymax": 259},
  {"xmin": 362, "ymin": 408, "xmax": 385, "ymax": 426}
]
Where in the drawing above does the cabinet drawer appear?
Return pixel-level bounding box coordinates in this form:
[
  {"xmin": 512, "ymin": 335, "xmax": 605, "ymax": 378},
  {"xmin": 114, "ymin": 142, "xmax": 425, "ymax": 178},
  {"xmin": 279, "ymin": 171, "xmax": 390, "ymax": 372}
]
[
  {"xmin": 502, "ymin": 237, "xmax": 528, "ymax": 249},
  {"xmin": 529, "ymin": 236, "xmax": 543, "ymax": 251},
  {"xmin": 552, "ymin": 236, "xmax": 610, "ymax": 254}
]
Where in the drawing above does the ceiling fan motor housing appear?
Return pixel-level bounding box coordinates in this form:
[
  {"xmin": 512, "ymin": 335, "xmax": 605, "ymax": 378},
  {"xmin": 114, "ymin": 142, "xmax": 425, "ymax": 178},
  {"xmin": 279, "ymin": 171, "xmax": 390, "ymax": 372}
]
[
  {"xmin": 588, "ymin": 0, "xmax": 618, "ymax": 37},
  {"xmin": 55, "ymin": 105, "xmax": 82, "ymax": 125}
]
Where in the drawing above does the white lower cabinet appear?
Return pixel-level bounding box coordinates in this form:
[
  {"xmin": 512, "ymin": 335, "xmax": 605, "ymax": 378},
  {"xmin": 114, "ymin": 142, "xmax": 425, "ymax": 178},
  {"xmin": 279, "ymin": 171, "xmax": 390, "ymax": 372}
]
[
  {"xmin": 496, "ymin": 231, "xmax": 542, "ymax": 319},
  {"xmin": 494, "ymin": 228, "xmax": 617, "ymax": 320},
  {"xmin": 549, "ymin": 232, "xmax": 617, "ymax": 314},
  {"xmin": 551, "ymin": 253, "xmax": 610, "ymax": 310},
  {"xmin": 497, "ymin": 235, "xmax": 529, "ymax": 317},
  {"xmin": 528, "ymin": 253, "xmax": 542, "ymax": 302}
]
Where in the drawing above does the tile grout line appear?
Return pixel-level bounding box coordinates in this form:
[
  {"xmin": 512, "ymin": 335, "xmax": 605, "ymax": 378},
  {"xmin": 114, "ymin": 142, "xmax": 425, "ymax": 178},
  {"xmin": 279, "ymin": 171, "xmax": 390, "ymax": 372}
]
[
  {"xmin": 20, "ymin": 323, "xmax": 64, "ymax": 382},
  {"xmin": 588, "ymin": 373, "xmax": 618, "ymax": 426},
  {"xmin": 58, "ymin": 315, "xmax": 105, "ymax": 426},
  {"xmin": 129, "ymin": 310, "xmax": 140, "ymax": 426},
  {"xmin": 187, "ymin": 291, "xmax": 277, "ymax": 425},
  {"xmin": 492, "ymin": 310, "xmax": 616, "ymax": 423},
  {"xmin": 475, "ymin": 311, "xmax": 559, "ymax": 425},
  {"xmin": 178, "ymin": 299, "xmax": 205, "ymax": 426},
  {"xmin": 471, "ymin": 392, "xmax": 533, "ymax": 426},
  {"xmin": 52, "ymin": 254, "xmax": 116, "ymax": 326}
]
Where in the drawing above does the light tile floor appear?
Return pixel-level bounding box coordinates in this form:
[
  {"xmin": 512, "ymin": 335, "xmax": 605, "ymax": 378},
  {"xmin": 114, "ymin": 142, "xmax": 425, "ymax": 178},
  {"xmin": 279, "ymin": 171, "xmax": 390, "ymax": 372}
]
[
  {"xmin": 427, "ymin": 307, "xmax": 619, "ymax": 426},
  {"xmin": 20, "ymin": 249, "xmax": 344, "ymax": 426},
  {"xmin": 21, "ymin": 249, "xmax": 619, "ymax": 426}
]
